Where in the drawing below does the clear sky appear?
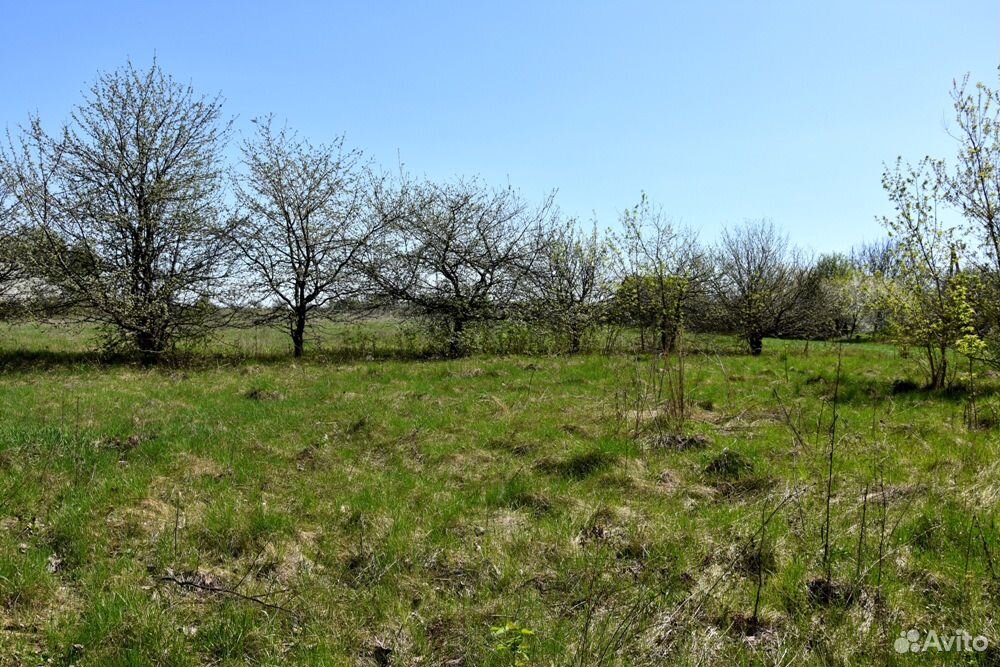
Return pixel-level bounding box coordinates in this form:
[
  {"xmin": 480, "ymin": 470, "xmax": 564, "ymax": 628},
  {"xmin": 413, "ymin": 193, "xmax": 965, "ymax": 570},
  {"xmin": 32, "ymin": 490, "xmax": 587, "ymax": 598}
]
[{"xmin": 1, "ymin": 1, "xmax": 997, "ymax": 253}]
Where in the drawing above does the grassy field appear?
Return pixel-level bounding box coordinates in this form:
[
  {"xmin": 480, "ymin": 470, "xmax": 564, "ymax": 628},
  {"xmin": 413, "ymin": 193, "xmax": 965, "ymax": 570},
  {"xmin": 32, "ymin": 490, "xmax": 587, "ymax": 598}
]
[{"xmin": 1, "ymin": 322, "xmax": 999, "ymax": 665}]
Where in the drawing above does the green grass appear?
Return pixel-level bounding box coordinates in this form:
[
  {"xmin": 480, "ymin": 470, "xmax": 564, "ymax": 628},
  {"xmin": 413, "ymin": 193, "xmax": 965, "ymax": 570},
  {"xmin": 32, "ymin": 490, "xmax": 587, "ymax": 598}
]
[{"xmin": 1, "ymin": 321, "xmax": 999, "ymax": 665}]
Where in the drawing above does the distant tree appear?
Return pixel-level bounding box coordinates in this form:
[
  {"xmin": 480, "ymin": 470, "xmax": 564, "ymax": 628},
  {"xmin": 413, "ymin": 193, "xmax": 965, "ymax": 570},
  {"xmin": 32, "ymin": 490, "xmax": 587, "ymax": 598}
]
[
  {"xmin": 525, "ymin": 218, "xmax": 611, "ymax": 353},
  {"xmin": 812, "ymin": 253, "xmax": 853, "ymax": 282},
  {"xmin": 880, "ymin": 158, "xmax": 980, "ymax": 388},
  {"xmin": 710, "ymin": 219, "xmax": 815, "ymax": 355},
  {"xmin": 2, "ymin": 61, "xmax": 234, "ymax": 362},
  {"xmin": 366, "ymin": 177, "xmax": 552, "ymax": 356},
  {"xmin": 851, "ymin": 237, "xmax": 900, "ymax": 279},
  {"xmin": 612, "ymin": 194, "xmax": 706, "ymax": 352},
  {"xmin": 811, "ymin": 253, "xmax": 860, "ymax": 338},
  {"xmin": 848, "ymin": 238, "xmax": 900, "ymax": 337},
  {"xmin": 231, "ymin": 117, "xmax": 379, "ymax": 357}
]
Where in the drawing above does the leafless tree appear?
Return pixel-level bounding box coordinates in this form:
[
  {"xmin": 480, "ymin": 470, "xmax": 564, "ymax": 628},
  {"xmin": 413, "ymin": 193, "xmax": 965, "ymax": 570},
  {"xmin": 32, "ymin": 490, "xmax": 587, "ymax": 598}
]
[
  {"xmin": 524, "ymin": 217, "xmax": 612, "ymax": 353},
  {"xmin": 2, "ymin": 60, "xmax": 234, "ymax": 362},
  {"xmin": 366, "ymin": 176, "xmax": 553, "ymax": 356},
  {"xmin": 231, "ymin": 117, "xmax": 379, "ymax": 357},
  {"xmin": 851, "ymin": 238, "xmax": 899, "ymax": 279},
  {"xmin": 711, "ymin": 219, "xmax": 814, "ymax": 355}
]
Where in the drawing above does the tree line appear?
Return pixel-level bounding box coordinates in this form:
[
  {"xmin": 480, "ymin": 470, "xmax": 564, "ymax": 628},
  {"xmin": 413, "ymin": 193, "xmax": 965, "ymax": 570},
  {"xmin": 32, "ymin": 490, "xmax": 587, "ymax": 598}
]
[{"xmin": 1, "ymin": 60, "xmax": 999, "ymax": 384}]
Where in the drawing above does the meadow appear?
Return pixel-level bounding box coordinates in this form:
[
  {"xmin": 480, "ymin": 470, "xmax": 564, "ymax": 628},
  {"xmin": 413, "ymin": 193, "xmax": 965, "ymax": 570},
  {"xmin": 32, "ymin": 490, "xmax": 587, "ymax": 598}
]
[{"xmin": 0, "ymin": 321, "xmax": 998, "ymax": 666}]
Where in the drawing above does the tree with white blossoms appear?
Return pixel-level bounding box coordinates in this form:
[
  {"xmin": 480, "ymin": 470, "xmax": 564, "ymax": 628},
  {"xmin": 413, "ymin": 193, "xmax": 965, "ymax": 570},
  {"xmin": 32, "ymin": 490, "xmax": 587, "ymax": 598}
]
[
  {"xmin": 2, "ymin": 61, "xmax": 235, "ymax": 362},
  {"xmin": 365, "ymin": 176, "xmax": 553, "ymax": 357},
  {"xmin": 231, "ymin": 117, "xmax": 380, "ymax": 357},
  {"xmin": 525, "ymin": 217, "xmax": 612, "ymax": 353}
]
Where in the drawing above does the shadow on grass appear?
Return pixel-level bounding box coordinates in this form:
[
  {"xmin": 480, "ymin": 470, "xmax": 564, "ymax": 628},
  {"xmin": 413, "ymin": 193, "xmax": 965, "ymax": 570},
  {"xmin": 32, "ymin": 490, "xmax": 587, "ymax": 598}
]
[
  {"xmin": 0, "ymin": 347, "xmax": 444, "ymax": 374},
  {"xmin": 794, "ymin": 370, "xmax": 999, "ymax": 407}
]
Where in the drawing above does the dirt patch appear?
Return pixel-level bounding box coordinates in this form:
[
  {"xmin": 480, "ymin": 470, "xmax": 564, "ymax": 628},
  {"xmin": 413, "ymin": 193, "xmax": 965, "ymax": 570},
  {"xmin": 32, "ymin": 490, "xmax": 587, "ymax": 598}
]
[
  {"xmin": 175, "ymin": 453, "xmax": 226, "ymax": 479},
  {"xmin": 106, "ymin": 498, "xmax": 177, "ymax": 539},
  {"xmin": 487, "ymin": 510, "xmax": 528, "ymax": 541},
  {"xmin": 97, "ymin": 433, "xmax": 147, "ymax": 454},
  {"xmin": 261, "ymin": 535, "xmax": 319, "ymax": 584},
  {"xmin": 806, "ymin": 577, "xmax": 855, "ymax": 607},
  {"xmin": 657, "ymin": 468, "xmax": 681, "ymax": 492},
  {"xmin": 245, "ymin": 388, "xmax": 283, "ymax": 401},
  {"xmin": 705, "ymin": 449, "xmax": 754, "ymax": 479},
  {"xmin": 704, "ymin": 449, "xmax": 773, "ymax": 497},
  {"xmin": 645, "ymin": 433, "xmax": 712, "ymax": 450},
  {"xmin": 689, "ymin": 406, "xmax": 724, "ymax": 424}
]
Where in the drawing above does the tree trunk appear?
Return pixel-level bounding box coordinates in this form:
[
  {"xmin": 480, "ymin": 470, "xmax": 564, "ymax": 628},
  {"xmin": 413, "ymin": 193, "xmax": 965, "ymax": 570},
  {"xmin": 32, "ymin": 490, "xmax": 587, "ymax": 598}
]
[
  {"xmin": 448, "ymin": 318, "xmax": 465, "ymax": 357},
  {"xmin": 928, "ymin": 343, "xmax": 947, "ymax": 389},
  {"xmin": 569, "ymin": 328, "xmax": 582, "ymax": 354},
  {"xmin": 749, "ymin": 335, "xmax": 763, "ymax": 356},
  {"xmin": 291, "ymin": 312, "xmax": 306, "ymax": 358},
  {"xmin": 659, "ymin": 322, "xmax": 677, "ymax": 354},
  {"xmin": 136, "ymin": 329, "xmax": 165, "ymax": 366}
]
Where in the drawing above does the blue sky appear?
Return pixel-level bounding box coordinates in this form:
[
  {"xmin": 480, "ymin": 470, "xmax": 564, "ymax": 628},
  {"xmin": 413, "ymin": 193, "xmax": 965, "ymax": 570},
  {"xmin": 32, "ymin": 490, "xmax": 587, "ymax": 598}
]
[{"xmin": 1, "ymin": 1, "xmax": 997, "ymax": 253}]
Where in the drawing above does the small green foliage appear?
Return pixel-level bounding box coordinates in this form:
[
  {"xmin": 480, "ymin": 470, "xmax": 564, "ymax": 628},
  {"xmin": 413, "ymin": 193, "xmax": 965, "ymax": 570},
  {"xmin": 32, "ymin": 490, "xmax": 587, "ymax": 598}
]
[{"xmin": 490, "ymin": 620, "xmax": 536, "ymax": 666}]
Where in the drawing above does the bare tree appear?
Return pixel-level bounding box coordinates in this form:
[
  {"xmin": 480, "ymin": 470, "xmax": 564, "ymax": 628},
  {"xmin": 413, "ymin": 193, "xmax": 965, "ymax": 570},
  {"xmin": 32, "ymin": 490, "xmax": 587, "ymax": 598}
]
[
  {"xmin": 851, "ymin": 237, "xmax": 899, "ymax": 279},
  {"xmin": 231, "ymin": 118, "xmax": 378, "ymax": 357},
  {"xmin": 366, "ymin": 176, "xmax": 552, "ymax": 356},
  {"xmin": 524, "ymin": 217, "xmax": 611, "ymax": 353},
  {"xmin": 612, "ymin": 194, "xmax": 706, "ymax": 352},
  {"xmin": 710, "ymin": 219, "xmax": 814, "ymax": 355},
  {"xmin": 2, "ymin": 60, "xmax": 234, "ymax": 362}
]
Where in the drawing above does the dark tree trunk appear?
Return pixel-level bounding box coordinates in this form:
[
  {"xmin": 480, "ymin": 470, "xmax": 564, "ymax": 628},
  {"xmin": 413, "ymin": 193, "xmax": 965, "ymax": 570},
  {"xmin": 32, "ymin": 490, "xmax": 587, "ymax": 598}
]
[
  {"xmin": 658, "ymin": 323, "xmax": 678, "ymax": 354},
  {"xmin": 136, "ymin": 329, "xmax": 166, "ymax": 366},
  {"xmin": 291, "ymin": 312, "xmax": 306, "ymax": 358},
  {"xmin": 448, "ymin": 318, "xmax": 465, "ymax": 357},
  {"xmin": 928, "ymin": 343, "xmax": 947, "ymax": 389},
  {"xmin": 749, "ymin": 335, "xmax": 763, "ymax": 356},
  {"xmin": 570, "ymin": 328, "xmax": 582, "ymax": 354}
]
